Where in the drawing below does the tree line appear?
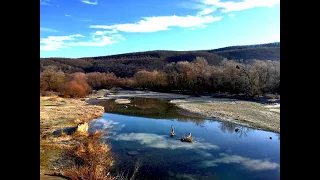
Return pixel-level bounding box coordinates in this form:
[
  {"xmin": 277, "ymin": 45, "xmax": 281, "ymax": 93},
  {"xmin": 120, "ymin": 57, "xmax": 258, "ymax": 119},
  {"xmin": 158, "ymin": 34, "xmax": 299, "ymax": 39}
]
[{"xmin": 40, "ymin": 58, "xmax": 280, "ymax": 98}]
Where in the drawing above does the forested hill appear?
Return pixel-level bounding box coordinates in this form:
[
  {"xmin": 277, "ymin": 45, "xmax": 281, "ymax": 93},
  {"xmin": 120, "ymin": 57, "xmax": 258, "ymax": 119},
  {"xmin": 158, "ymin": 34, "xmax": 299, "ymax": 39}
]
[
  {"xmin": 40, "ymin": 42, "xmax": 280, "ymax": 77},
  {"xmin": 208, "ymin": 42, "xmax": 280, "ymax": 61}
]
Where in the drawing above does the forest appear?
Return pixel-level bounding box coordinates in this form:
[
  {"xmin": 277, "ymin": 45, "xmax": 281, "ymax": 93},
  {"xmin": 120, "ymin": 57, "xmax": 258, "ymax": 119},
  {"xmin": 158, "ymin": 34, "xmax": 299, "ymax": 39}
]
[{"xmin": 40, "ymin": 42, "xmax": 280, "ymax": 78}]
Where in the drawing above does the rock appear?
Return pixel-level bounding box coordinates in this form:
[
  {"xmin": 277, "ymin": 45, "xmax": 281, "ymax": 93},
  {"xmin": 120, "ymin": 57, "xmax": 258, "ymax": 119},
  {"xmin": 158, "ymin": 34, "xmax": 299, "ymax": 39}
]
[
  {"xmin": 180, "ymin": 137, "xmax": 193, "ymax": 143},
  {"xmin": 115, "ymin": 99, "xmax": 131, "ymax": 104},
  {"xmin": 104, "ymin": 90, "xmax": 111, "ymax": 97},
  {"xmin": 76, "ymin": 122, "xmax": 89, "ymax": 133},
  {"xmin": 235, "ymin": 128, "xmax": 239, "ymax": 132}
]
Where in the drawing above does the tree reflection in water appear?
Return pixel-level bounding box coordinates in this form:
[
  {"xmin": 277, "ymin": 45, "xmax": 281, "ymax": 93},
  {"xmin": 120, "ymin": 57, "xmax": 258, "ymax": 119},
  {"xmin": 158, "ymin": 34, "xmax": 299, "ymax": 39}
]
[{"xmin": 219, "ymin": 121, "xmax": 253, "ymax": 138}]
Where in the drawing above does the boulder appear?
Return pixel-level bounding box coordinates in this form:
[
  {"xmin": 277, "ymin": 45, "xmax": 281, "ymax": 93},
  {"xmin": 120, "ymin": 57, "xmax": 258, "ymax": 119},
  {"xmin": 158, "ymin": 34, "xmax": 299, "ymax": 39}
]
[{"xmin": 76, "ymin": 122, "xmax": 89, "ymax": 133}]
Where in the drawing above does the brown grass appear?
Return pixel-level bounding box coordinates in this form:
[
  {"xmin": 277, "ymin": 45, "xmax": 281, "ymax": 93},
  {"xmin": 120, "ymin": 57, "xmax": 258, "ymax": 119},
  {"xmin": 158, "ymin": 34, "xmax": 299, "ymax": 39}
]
[
  {"xmin": 62, "ymin": 131, "xmax": 114, "ymax": 180},
  {"xmin": 40, "ymin": 95, "xmax": 105, "ymax": 178}
]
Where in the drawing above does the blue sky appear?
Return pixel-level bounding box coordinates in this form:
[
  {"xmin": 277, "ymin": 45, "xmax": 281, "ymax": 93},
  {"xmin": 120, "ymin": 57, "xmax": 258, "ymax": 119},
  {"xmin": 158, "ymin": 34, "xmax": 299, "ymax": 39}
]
[{"xmin": 40, "ymin": 0, "xmax": 280, "ymax": 58}]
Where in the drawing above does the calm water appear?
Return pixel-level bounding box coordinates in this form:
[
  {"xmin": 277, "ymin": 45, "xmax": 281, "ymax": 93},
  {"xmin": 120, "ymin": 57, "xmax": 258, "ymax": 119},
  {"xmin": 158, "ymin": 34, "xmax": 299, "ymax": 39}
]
[{"xmin": 89, "ymin": 98, "xmax": 280, "ymax": 180}]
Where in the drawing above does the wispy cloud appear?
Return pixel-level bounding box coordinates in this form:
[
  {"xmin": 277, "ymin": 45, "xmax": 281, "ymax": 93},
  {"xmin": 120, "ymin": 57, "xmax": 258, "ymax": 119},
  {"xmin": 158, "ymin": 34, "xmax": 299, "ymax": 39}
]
[
  {"xmin": 228, "ymin": 13, "xmax": 236, "ymax": 18},
  {"xmin": 70, "ymin": 35, "xmax": 122, "ymax": 47},
  {"xmin": 202, "ymin": 153, "xmax": 280, "ymax": 171},
  {"xmin": 200, "ymin": 0, "xmax": 280, "ymax": 13},
  {"xmin": 168, "ymin": 172, "xmax": 198, "ymax": 180},
  {"xmin": 80, "ymin": 0, "xmax": 98, "ymax": 5},
  {"xmin": 197, "ymin": 8, "xmax": 217, "ymax": 16},
  {"xmin": 92, "ymin": 29, "xmax": 118, "ymax": 36},
  {"xmin": 88, "ymin": 118, "xmax": 126, "ymax": 138},
  {"xmin": 114, "ymin": 133, "xmax": 220, "ymax": 150},
  {"xmin": 89, "ymin": 118, "xmax": 119, "ymax": 131},
  {"xmin": 90, "ymin": 15, "xmax": 222, "ymax": 33},
  {"xmin": 40, "ymin": 27, "xmax": 59, "ymax": 32},
  {"xmin": 40, "ymin": 34, "xmax": 83, "ymax": 51},
  {"xmin": 195, "ymin": 150, "xmax": 213, "ymax": 157},
  {"xmin": 40, "ymin": 0, "xmax": 52, "ymax": 5},
  {"xmin": 40, "ymin": 33, "xmax": 123, "ymax": 51},
  {"xmin": 65, "ymin": 14, "xmax": 71, "ymax": 17}
]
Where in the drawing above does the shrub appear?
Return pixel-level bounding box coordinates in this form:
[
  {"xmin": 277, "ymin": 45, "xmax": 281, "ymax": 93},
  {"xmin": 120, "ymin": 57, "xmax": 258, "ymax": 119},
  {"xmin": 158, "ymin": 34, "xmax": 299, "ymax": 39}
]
[
  {"xmin": 40, "ymin": 69, "xmax": 66, "ymax": 92},
  {"xmin": 63, "ymin": 132, "xmax": 114, "ymax": 180},
  {"xmin": 61, "ymin": 80, "xmax": 91, "ymax": 98},
  {"xmin": 86, "ymin": 72, "xmax": 118, "ymax": 90}
]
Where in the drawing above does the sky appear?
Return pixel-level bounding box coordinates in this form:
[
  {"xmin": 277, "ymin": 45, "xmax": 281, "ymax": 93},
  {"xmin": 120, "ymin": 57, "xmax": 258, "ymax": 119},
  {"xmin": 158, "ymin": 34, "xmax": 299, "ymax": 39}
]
[{"xmin": 40, "ymin": 0, "xmax": 280, "ymax": 58}]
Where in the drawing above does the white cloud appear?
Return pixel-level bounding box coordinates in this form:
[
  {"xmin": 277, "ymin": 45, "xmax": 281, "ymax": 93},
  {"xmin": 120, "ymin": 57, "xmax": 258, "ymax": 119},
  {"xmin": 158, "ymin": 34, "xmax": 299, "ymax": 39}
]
[
  {"xmin": 90, "ymin": 15, "xmax": 222, "ymax": 33},
  {"xmin": 201, "ymin": 0, "xmax": 280, "ymax": 13},
  {"xmin": 69, "ymin": 36, "xmax": 120, "ymax": 47},
  {"xmin": 228, "ymin": 13, "xmax": 236, "ymax": 18},
  {"xmin": 197, "ymin": 7, "xmax": 217, "ymax": 16},
  {"xmin": 114, "ymin": 133, "xmax": 220, "ymax": 150},
  {"xmin": 40, "ymin": 34, "xmax": 80, "ymax": 51},
  {"xmin": 80, "ymin": 0, "xmax": 98, "ymax": 5},
  {"xmin": 72, "ymin": 34, "xmax": 85, "ymax": 37},
  {"xmin": 40, "ymin": 27, "xmax": 59, "ymax": 32},
  {"xmin": 40, "ymin": 33, "xmax": 123, "ymax": 51},
  {"xmin": 65, "ymin": 14, "xmax": 71, "ymax": 17},
  {"xmin": 93, "ymin": 31, "xmax": 104, "ymax": 36},
  {"xmin": 202, "ymin": 153, "xmax": 280, "ymax": 171},
  {"xmin": 92, "ymin": 30, "xmax": 118, "ymax": 36}
]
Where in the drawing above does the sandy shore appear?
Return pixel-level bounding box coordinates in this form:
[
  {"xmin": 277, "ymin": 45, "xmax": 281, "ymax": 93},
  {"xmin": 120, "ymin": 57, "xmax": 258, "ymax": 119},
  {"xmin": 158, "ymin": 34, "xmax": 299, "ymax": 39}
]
[{"xmin": 97, "ymin": 90, "xmax": 280, "ymax": 133}]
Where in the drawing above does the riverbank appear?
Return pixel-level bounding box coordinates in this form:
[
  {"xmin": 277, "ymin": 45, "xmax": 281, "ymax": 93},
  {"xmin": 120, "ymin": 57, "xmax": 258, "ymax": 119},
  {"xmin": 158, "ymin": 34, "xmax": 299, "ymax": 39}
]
[
  {"xmin": 171, "ymin": 97, "xmax": 280, "ymax": 133},
  {"xmin": 97, "ymin": 90, "xmax": 280, "ymax": 133},
  {"xmin": 40, "ymin": 95, "xmax": 105, "ymax": 179}
]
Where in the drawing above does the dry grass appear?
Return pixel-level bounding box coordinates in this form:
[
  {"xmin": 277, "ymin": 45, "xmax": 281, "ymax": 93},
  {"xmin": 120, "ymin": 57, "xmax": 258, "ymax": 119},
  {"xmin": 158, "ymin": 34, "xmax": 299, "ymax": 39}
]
[
  {"xmin": 113, "ymin": 160, "xmax": 141, "ymax": 180},
  {"xmin": 40, "ymin": 95, "xmax": 105, "ymax": 178},
  {"xmin": 62, "ymin": 132, "xmax": 114, "ymax": 180},
  {"xmin": 40, "ymin": 96, "xmax": 104, "ymax": 137}
]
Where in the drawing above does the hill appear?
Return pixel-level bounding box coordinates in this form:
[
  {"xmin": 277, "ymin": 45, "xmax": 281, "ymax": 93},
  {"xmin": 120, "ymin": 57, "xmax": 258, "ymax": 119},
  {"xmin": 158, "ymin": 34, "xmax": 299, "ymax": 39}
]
[
  {"xmin": 208, "ymin": 42, "xmax": 280, "ymax": 61},
  {"xmin": 40, "ymin": 42, "xmax": 280, "ymax": 77}
]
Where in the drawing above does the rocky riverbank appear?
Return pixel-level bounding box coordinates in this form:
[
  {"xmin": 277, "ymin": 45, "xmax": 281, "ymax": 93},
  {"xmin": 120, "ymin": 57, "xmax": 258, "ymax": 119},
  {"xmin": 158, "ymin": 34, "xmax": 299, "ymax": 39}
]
[{"xmin": 171, "ymin": 97, "xmax": 280, "ymax": 133}]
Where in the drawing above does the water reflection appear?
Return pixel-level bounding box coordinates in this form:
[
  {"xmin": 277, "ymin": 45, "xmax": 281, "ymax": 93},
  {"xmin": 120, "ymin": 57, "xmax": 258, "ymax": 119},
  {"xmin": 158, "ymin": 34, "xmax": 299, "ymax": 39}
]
[
  {"xmin": 90, "ymin": 98, "xmax": 206, "ymax": 123},
  {"xmin": 89, "ymin": 98, "xmax": 280, "ymax": 180},
  {"xmin": 201, "ymin": 153, "xmax": 280, "ymax": 171},
  {"xmin": 219, "ymin": 121, "xmax": 253, "ymax": 138}
]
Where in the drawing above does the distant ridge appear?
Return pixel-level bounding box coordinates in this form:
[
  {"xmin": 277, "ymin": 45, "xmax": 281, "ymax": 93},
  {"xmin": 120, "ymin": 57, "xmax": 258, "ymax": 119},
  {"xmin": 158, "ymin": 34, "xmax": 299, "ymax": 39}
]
[{"xmin": 40, "ymin": 42, "xmax": 280, "ymax": 77}]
